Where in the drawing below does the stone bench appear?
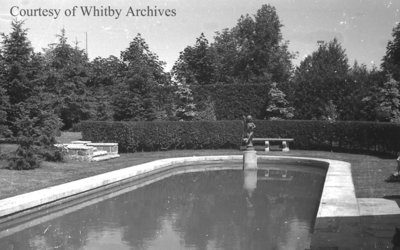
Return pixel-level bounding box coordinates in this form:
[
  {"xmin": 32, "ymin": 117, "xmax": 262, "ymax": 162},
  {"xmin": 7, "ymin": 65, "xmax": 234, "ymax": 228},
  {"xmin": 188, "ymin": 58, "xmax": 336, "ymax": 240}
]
[
  {"xmin": 69, "ymin": 141, "xmax": 118, "ymax": 155},
  {"xmin": 87, "ymin": 143, "xmax": 119, "ymax": 155},
  {"xmin": 252, "ymin": 138, "xmax": 294, "ymax": 152},
  {"xmin": 55, "ymin": 141, "xmax": 119, "ymax": 162},
  {"xmin": 54, "ymin": 144, "xmax": 96, "ymax": 162},
  {"xmin": 70, "ymin": 141, "xmax": 92, "ymax": 145}
]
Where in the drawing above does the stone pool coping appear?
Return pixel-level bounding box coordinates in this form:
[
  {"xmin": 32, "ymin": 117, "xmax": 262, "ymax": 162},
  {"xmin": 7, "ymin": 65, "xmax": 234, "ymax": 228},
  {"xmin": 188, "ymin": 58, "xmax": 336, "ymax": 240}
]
[{"xmin": 0, "ymin": 155, "xmax": 357, "ymax": 220}]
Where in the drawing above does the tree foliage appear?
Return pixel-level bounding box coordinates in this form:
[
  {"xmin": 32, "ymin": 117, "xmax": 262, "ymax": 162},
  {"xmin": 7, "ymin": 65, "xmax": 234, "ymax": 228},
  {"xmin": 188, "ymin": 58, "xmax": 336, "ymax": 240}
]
[
  {"xmin": 265, "ymin": 83, "xmax": 294, "ymax": 120},
  {"xmin": 382, "ymin": 22, "xmax": 400, "ymax": 81},
  {"xmin": 0, "ymin": 20, "xmax": 63, "ymax": 169},
  {"xmin": 341, "ymin": 62, "xmax": 385, "ymax": 121},
  {"xmin": 41, "ymin": 28, "xmax": 92, "ymax": 129},
  {"xmin": 172, "ymin": 33, "xmax": 216, "ymax": 85},
  {"xmin": 293, "ymin": 39, "xmax": 350, "ymax": 120},
  {"xmin": 87, "ymin": 56, "xmax": 125, "ymax": 87},
  {"xmin": 174, "ymin": 85, "xmax": 197, "ymax": 121},
  {"xmin": 121, "ymin": 34, "xmax": 169, "ymax": 86},
  {"xmin": 224, "ymin": 5, "xmax": 294, "ymax": 83},
  {"xmin": 8, "ymin": 91, "xmax": 63, "ymax": 169},
  {"xmin": 0, "ymin": 86, "xmax": 10, "ymax": 137},
  {"xmin": 112, "ymin": 34, "xmax": 170, "ymax": 121},
  {"xmin": 172, "ymin": 4, "xmax": 295, "ymax": 85},
  {"xmin": 112, "ymin": 72, "xmax": 158, "ymax": 121},
  {"xmin": 362, "ymin": 76, "xmax": 400, "ymax": 122},
  {"xmin": 0, "ymin": 20, "xmax": 35, "ymax": 105}
]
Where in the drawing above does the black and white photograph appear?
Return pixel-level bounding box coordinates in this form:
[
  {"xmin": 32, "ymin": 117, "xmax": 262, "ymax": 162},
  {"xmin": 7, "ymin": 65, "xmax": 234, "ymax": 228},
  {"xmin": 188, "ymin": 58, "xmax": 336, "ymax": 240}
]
[{"xmin": 0, "ymin": 0, "xmax": 400, "ymax": 249}]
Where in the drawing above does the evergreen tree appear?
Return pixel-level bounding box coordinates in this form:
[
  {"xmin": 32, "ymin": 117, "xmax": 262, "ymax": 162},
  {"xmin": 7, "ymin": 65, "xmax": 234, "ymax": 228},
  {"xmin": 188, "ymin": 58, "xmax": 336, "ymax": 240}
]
[
  {"xmin": 382, "ymin": 23, "xmax": 400, "ymax": 81},
  {"xmin": 0, "ymin": 20, "xmax": 63, "ymax": 169},
  {"xmin": 265, "ymin": 83, "xmax": 294, "ymax": 120},
  {"xmin": 86, "ymin": 56, "xmax": 125, "ymax": 121},
  {"xmin": 8, "ymin": 90, "xmax": 63, "ymax": 169},
  {"xmin": 121, "ymin": 34, "xmax": 169, "ymax": 85},
  {"xmin": 87, "ymin": 55, "xmax": 125, "ymax": 87},
  {"xmin": 0, "ymin": 20, "xmax": 34, "ymax": 99},
  {"xmin": 113, "ymin": 71, "xmax": 157, "ymax": 121},
  {"xmin": 174, "ymin": 85, "xmax": 197, "ymax": 121},
  {"xmin": 42, "ymin": 28, "xmax": 92, "ymax": 129},
  {"xmin": 90, "ymin": 87, "xmax": 114, "ymax": 121},
  {"xmin": 113, "ymin": 34, "xmax": 170, "ymax": 121},
  {"xmin": 0, "ymin": 86, "xmax": 10, "ymax": 137}
]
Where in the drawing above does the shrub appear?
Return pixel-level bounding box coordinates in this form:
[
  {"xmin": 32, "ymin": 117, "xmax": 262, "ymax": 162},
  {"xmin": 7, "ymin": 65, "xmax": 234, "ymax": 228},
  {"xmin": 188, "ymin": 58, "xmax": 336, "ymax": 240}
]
[
  {"xmin": 196, "ymin": 98, "xmax": 217, "ymax": 121},
  {"xmin": 7, "ymin": 146, "xmax": 41, "ymax": 170},
  {"xmin": 6, "ymin": 96, "xmax": 64, "ymax": 170},
  {"xmin": 6, "ymin": 140, "xmax": 63, "ymax": 170}
]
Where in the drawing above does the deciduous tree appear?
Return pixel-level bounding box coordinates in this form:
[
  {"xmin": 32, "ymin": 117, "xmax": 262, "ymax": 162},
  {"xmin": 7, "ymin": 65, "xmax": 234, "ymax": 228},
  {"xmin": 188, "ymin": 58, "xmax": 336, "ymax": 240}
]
[
  {"xmin": 293, "ymin": 39, "xmax": 349, "ymax": 120},
  {"xmin": 362, "ymin": 76, "xmax": 400, "ymax": 122},
  {"xmin": 172, "ymin": 33, "xmax": 216, "ymax": 85},
  {"xmin": 212, "ymin": 4, "xmax": 295, "ymax": 84}
]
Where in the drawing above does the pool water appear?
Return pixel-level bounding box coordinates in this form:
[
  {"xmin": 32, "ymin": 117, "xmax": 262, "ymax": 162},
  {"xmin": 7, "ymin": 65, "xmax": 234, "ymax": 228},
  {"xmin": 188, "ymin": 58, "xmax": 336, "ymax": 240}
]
[{"xmin": 0, "ymin": 164, "xmax": 326, "ymax": 250}]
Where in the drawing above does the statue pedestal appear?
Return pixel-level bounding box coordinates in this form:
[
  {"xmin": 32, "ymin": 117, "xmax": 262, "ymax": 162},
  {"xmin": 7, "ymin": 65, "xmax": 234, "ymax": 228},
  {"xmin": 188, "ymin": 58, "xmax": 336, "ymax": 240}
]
[{"xmin": 243, "ymin": 148, "xmax": 257, "ymax": 170}]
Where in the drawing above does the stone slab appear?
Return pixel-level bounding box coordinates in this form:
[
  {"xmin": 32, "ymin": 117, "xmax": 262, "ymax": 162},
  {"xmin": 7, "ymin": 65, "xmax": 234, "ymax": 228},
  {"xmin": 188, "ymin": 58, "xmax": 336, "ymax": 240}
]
[
  {"xmin": 91, "ymin": 154, "xmax": 121, "ymax": 162},
  {"xmin": 70, "ymin": 141, "xmax": 91, "ymax": 144},
  {"xmin": 87, "ymin": 143, "xmax": 118, "ymax": 146},
  {"xmin": 92, "ymin": 150, "xmax": 108, "ymax": 157},
  {"xmin": 358, "ymin": 198, "xmax": 400, "ymax": 216},
  {"xmin": 65, "ymin": 144, "xmax": 95, "ymax": 150}
]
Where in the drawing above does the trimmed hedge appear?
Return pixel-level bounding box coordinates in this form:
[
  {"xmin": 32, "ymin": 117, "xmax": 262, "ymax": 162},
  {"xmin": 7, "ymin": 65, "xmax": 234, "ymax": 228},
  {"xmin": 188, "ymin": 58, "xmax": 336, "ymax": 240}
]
[
  {"xmin": 254, "ymin": 120, "xmax": 400, "ymax": 155},
  {"xmin": 79, "ymin": 120, "xmax": 400, "ymax": 155},
  {"xmin": 79, "ymin": 120, "xmax": 243, "ymax": 152}
]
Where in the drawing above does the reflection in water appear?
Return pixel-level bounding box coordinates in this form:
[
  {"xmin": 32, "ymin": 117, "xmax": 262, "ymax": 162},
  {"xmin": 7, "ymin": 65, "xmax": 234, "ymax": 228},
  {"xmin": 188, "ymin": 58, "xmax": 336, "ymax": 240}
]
[
  {"xmin": 393, "ymin": 227, "xmax": 400, "ymax": 250},
  {"xmin": 0, "ymin": 166, "xmax": 325, "ymax": 250}
]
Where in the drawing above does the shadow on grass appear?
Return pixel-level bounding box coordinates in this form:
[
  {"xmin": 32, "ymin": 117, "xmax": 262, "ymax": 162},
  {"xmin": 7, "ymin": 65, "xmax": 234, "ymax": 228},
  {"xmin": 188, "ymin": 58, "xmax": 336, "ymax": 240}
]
[{"xmin": 384, "ymin": 195, "xmax": 400, "ymax": 207}]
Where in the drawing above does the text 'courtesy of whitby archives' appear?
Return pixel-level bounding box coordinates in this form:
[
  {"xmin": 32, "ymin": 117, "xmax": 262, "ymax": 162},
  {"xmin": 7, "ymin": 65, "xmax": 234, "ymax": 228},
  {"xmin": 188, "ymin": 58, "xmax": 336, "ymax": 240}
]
[{"xmin": 10, "ymin": 5, "xmax": 177, "ymax": 19}]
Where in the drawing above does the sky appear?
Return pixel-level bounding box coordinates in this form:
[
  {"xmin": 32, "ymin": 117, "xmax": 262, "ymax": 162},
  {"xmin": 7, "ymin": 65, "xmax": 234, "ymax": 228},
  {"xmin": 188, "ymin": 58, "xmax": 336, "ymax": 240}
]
[{"xmin": 0, "ymin": 0, "xmax": 399, "ymax": 71}]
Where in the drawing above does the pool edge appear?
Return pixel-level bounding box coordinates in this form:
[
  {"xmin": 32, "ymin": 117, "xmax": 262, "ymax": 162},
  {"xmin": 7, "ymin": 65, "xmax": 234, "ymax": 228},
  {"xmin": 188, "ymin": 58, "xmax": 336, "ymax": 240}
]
[{"xmin": 0, "ymin": 155, "xmax": 358, "ymax": 220}]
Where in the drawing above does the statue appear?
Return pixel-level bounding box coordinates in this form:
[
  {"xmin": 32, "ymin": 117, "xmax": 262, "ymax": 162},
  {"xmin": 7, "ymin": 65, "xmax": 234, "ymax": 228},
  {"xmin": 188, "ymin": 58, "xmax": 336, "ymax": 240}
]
[
  {"xmin": 385, "ymin": 153, "xmax": 400, "ymax": 182},
  {"xmin": 242, "ymin": 115, "xmax": 257, "ymax": 170},
  {"xmin": 243, "ymin": 115, "xmax": 256, "ymax": 148}
]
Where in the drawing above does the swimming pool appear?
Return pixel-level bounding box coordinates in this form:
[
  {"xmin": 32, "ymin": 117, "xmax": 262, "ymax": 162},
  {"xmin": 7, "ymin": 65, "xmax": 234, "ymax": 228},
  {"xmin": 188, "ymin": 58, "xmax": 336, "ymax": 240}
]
[{"xmin": 0, "ymin": 161, "xmax": 327, "ymax": 250}]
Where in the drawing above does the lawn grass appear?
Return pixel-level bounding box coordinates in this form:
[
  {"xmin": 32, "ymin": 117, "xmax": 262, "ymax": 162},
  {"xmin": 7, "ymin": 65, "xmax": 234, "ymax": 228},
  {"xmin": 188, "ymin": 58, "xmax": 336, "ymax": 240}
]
[{"xmin": 0, "ymin": 148, "xmax": 398, "ymax": 200}]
